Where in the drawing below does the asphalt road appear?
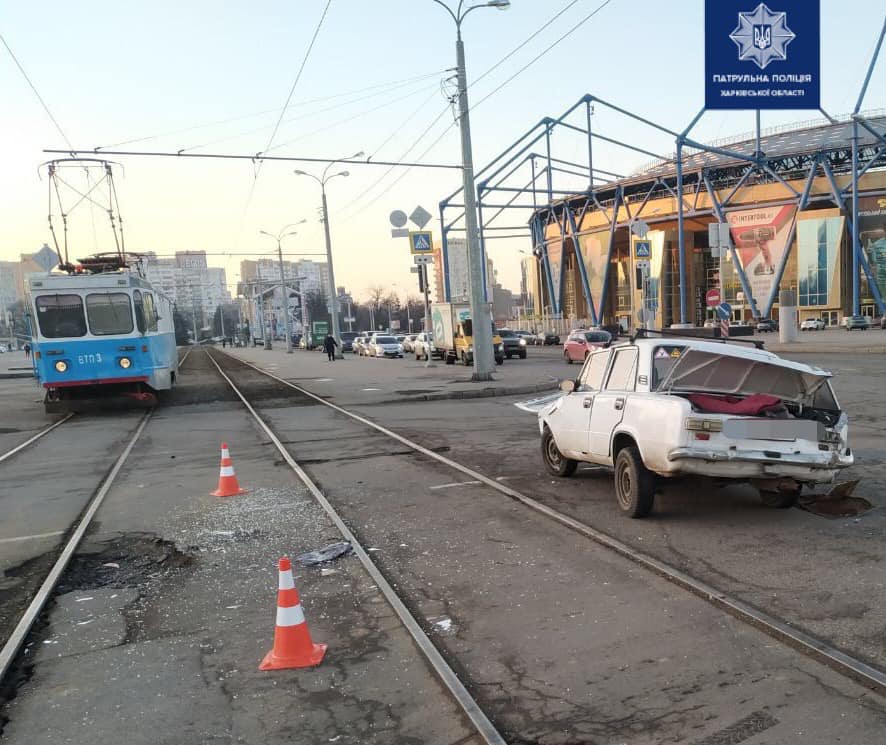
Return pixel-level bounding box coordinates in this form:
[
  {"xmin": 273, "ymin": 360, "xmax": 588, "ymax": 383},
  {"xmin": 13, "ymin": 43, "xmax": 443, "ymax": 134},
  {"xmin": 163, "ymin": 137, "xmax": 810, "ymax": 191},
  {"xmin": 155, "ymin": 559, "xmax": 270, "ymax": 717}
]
[{"xmin": 2, "ymin": 347, "xmax": 885, "ymax": 744}]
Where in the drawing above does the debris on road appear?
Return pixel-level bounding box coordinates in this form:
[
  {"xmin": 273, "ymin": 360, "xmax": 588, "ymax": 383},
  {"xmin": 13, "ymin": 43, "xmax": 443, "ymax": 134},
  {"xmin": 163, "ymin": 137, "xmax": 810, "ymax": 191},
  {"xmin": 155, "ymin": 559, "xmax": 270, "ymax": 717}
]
[
  {"xmin": 295, "ymin": 541, "xmax": 353, "ymax": 566},
  {"xmin": 799, "ymin": 480, "xmax": 872, "ymax": 518}
]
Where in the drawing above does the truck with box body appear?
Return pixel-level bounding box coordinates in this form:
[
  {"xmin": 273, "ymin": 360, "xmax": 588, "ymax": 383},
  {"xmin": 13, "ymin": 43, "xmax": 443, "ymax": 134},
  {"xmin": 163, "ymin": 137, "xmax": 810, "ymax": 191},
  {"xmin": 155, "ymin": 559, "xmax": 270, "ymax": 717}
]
[{"xmin": 430, "ymin": 302, "xmax": 505, "ymax": 366}]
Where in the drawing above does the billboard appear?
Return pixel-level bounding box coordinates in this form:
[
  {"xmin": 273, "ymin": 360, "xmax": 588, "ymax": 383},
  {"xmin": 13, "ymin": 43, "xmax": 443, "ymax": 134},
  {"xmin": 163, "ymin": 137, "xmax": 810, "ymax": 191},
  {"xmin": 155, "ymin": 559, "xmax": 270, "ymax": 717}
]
[
  {"xmin": 796, "ymin": 211, "xmax": 843, "ymax": 308},
  {"xmin": 726, "ymin": 204, "xmax": 796, "ymax": 306},
  {"xmin": 705, "ymin": 1, "xmax": 820, "ymax": 109},
  {"xmin": 859, "ymin": 196, "xmax": 886, "ymax": 303},
  {"xmin": 578, "ymin": 231, "xmax": 610, "ymax": 320}
]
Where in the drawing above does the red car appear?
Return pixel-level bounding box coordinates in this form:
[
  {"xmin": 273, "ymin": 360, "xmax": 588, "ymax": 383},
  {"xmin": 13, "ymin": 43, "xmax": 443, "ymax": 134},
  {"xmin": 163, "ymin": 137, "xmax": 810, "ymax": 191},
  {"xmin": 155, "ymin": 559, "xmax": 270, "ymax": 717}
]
[{"xmin": 563, "ymin": 329, "xmax": 612, "ymax": 364}]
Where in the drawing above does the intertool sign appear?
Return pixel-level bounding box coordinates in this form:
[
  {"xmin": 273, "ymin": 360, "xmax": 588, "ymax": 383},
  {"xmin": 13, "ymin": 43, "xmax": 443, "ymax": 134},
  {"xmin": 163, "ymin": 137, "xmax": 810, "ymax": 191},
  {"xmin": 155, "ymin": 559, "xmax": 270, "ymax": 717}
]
[{"xmin": 705, "ymin": 1, "xmax": 820, "ymax": 110}]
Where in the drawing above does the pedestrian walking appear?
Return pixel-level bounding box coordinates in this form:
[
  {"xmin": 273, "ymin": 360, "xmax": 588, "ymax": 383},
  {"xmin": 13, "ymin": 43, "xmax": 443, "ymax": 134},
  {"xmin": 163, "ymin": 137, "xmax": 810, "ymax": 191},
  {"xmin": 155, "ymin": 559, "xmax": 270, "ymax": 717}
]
[
  {"xmin": 323, "ymin": 333, "xmax": 338, "ymax": 362},
  {"xmin": 23, "ymin": 343, "xmax": 31, "ymax": 360},
  {"xmin": 222, "ymin": 338, "xmax": 227, "ymax": 348}
]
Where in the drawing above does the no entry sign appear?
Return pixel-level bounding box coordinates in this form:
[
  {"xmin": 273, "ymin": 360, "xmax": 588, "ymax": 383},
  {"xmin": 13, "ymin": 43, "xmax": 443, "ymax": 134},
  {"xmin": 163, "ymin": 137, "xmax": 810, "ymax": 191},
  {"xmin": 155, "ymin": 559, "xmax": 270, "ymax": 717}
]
[{"xmin": 706, "ymin": 289, "xmax": 722, "ymax": 307}]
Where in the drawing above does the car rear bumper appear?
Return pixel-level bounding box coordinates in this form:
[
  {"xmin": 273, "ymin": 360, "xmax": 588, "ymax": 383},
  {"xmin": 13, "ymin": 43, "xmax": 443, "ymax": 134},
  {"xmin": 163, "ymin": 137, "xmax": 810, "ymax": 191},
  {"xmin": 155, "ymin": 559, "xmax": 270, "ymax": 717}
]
[{"xmin": 665, "ymin": 446, "xmax": 853, "ymax": 482}]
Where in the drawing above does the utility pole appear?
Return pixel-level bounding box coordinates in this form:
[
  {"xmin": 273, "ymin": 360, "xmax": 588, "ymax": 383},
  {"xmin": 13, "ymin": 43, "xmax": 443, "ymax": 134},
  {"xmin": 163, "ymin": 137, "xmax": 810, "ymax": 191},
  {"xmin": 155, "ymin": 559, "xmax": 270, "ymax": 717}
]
[
  {"xmin": 422, "ymin": 263, "xmax": 435, "ymax": 368},
  {"xmin": 432, "ymin": 0, "xmax": 510, "ymax": 381},
  {"xmin": 295, "ymin": 154, "xmax": 361, "ymax": 359},
  {"xmin": 261, "ymin": 223, "xmax": 305, "ymax": 353}
]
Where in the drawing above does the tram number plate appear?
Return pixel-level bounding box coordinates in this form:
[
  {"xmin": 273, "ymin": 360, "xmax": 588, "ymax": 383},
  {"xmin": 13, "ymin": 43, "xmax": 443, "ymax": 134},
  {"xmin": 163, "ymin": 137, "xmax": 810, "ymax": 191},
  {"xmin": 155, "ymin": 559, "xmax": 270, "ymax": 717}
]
[{"xmin": 77, "ymin": 353, "xmax": 103, "ymax": 364}]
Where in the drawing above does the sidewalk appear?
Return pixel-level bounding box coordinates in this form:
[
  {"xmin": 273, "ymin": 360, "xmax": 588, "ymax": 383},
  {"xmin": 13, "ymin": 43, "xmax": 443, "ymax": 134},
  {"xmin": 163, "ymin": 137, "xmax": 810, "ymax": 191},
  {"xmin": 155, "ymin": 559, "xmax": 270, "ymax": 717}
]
[
  {"xmin": 0, "ymin": 351, "xmax": 34, "ymax": 379},
  {"xmin": 753, "ymin": 327, "xmax": 886, "ymax": 354},
  {"xmin": 223, "ymin": 345, "xmax": 560, "ymax": 406}
]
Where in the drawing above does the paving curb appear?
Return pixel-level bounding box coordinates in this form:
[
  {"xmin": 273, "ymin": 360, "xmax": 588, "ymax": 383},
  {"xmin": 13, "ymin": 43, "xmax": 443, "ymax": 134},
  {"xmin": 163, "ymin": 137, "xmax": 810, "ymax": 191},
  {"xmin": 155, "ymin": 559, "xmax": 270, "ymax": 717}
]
[
  {"xmin": 418, "ymin": 381, "xmax": 559, "ymax": 402},
  {"xmin": 0, "ymin": 372, "xmax": 34, "ymax": 379}
]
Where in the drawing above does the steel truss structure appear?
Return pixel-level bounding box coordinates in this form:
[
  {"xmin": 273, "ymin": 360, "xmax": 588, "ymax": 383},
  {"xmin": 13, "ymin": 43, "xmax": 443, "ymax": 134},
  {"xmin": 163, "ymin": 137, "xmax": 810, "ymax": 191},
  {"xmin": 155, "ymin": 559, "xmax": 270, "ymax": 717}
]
[{"xmin": 439, "ymin": 19, "xmax": 886, "ymax": 324}]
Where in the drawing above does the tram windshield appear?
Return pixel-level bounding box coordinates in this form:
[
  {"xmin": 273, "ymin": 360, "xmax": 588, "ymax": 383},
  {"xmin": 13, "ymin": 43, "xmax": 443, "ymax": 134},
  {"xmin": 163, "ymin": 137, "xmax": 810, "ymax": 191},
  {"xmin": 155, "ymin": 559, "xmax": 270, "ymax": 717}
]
[
  {"xmin": 35, "ymin": 294, "xmax": 88, "ymax": 338},
  {"xmin": 86, "ymin": 292, "xmax": 134, "ymax": 335}
]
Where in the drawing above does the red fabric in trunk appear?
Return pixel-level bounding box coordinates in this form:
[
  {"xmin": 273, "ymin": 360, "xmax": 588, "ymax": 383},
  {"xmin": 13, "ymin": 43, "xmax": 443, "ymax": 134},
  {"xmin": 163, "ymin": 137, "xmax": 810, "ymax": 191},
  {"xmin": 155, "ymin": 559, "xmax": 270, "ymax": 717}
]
[{"xmin": 687, "ymin": 393, "xmax": 782, "ymax": 416}]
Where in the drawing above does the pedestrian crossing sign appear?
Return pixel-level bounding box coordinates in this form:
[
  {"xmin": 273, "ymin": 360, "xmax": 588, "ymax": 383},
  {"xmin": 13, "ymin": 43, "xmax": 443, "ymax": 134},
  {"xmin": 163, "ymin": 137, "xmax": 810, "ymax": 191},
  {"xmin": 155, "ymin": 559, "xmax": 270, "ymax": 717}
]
[
  {"xmin": 634, "ymin": 240, "xmax": 651, "ymax": 258},
  {"xmin": 409, "ymin": 231, "xmax": 433, "ymax": 254}
]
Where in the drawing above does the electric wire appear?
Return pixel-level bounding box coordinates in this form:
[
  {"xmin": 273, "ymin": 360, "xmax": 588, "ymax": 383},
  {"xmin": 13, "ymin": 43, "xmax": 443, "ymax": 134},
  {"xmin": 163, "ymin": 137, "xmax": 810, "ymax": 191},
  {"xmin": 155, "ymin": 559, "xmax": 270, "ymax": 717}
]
[
  {"xmin": 342, "ymin": 0, "xmax": 618, "ymax": 221},
  {"xmin": 236, "ymin": 0, "xmax": 333, "ymax": 249},
  {"xmin": 95, "ymin": 69, "xmax": 449, "ymax": 151},
  {"xmin": 1, "ymin": 32, "xmax": 73, "ymax": 150}
]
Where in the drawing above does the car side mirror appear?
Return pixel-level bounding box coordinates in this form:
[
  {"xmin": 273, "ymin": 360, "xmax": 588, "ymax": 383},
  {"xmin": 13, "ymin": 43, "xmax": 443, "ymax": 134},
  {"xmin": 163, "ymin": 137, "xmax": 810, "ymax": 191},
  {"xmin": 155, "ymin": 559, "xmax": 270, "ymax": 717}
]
[{"xmin": 559, "ymin": 379, "xmax": 575, "ymax": 393}]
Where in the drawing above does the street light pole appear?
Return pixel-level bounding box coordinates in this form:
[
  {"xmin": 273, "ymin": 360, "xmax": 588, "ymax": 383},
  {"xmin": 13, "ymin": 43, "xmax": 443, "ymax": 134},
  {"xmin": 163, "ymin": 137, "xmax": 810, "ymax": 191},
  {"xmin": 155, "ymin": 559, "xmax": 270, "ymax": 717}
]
[
  {"xmin": 296, "ymin": 151, "xmax": 362, "ymax": 360},
  {"xmin": 260, "ymin": 221, "xmax": 306, "ymax": 354},
  {"xmin": 432, "ymin": 0, "xmax": 510, "ymax": 382}
]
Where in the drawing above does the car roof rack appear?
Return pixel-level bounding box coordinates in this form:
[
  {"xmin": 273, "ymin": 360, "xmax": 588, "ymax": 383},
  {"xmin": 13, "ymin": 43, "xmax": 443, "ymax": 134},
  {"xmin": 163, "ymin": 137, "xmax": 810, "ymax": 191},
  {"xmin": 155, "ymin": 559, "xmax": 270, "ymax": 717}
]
[{"xmin": 629, "ymin": 327, "xmax": 765, "ymax": 350}]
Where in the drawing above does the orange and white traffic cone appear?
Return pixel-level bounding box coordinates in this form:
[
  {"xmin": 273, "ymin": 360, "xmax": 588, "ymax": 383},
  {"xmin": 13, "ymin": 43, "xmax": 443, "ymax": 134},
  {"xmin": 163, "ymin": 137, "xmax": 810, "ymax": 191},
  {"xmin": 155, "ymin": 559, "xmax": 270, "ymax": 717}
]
[
  {"xmin": 260, "ymin": 557, "xmax": 327, "ymax": 670},
  {"xmin": 211, "ymin": 442, "xmax": 247, "ymax": 497}
]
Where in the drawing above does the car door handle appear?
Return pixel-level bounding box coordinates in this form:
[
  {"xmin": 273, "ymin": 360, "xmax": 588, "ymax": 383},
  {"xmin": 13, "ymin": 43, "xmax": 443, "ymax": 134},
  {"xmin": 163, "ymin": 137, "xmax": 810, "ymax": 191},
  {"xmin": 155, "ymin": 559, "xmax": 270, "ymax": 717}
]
[
  {"xmin": 583, "ymin": 397, "xmax": 593, "ymax": 409},
  {"xmin": 614, "ymin": 397, "xmax": 625, "ymax": 410}
]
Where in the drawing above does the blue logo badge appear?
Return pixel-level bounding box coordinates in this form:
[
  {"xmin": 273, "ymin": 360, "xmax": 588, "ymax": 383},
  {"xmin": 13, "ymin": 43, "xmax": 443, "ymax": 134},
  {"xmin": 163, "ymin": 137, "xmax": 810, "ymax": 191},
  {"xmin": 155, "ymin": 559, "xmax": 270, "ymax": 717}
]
[{"xmin": 730, "ymin": 3, "xmax": 795, "ymax": 70}]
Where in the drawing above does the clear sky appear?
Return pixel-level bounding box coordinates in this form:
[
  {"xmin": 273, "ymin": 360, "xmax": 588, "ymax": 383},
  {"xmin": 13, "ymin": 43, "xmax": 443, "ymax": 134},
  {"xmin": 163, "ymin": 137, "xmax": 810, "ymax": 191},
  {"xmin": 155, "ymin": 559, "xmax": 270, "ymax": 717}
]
[{"xmin": 2, "ymin": 0, "xmax": 884, "ymax": 300}]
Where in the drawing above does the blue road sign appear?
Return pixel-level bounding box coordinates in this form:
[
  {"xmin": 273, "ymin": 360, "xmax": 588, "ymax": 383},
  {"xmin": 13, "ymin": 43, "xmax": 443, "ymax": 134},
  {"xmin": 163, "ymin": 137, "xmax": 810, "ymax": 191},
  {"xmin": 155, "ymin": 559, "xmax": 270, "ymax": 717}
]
[
  {"xmin": 409, "ymin": 231, "xmax": 433, "ymax": 254},
  {"xmin": 705, "ymin": 1, "xmax": 820, "ymax": 110},
  {"xmin": 716, "ymin": 302, "xmax": 733, "ymax": 320},
  {"xmin": 634, "ymin": 240, "xmax": 651, "ymax": 258}
]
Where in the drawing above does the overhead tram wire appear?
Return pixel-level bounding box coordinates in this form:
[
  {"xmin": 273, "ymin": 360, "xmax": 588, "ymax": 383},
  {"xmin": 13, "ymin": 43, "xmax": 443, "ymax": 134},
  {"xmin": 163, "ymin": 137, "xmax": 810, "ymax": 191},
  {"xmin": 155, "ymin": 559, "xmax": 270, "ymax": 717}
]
[
  {"xmin": 235, "ymin": 0, "xmax": 334, "ymax": 249},
  {"xmin": 94, "ymin": 69, "xmax": 449, "ymax": 151},
  {"xmin": 340, "ymin": 0, "xmax": 618, "ymax": 220},
  {"xmin": 1, "ymin": 32, "xmax": 74, "ymax": 151}
]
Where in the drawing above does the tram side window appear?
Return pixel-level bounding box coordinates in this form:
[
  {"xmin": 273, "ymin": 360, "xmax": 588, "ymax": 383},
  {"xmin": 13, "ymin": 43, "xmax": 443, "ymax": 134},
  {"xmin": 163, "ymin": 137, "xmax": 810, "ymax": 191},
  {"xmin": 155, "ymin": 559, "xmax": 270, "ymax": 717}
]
[
  {"xmin": 133, "ymin": 290, "xmax": 146, "ymax": 333},
  {"xmin": 86, "ymin": 292, "xmax": 134, "ymax": 335},
  {"xmin": 35, "ymin": 294, "xmax": 87, "ymax": 338},
  {"xmin": 143, "ymin": 293, "xmax": 158, "ymax": 332}
]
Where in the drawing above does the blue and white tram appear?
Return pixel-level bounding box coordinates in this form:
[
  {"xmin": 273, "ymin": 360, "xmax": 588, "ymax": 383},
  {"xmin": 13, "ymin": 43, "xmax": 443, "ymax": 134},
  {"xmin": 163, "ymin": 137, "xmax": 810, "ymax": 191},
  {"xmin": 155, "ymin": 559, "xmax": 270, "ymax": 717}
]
[{"xmin": 26, "ymin": 270, "xmax": 178, "ymax": 411}]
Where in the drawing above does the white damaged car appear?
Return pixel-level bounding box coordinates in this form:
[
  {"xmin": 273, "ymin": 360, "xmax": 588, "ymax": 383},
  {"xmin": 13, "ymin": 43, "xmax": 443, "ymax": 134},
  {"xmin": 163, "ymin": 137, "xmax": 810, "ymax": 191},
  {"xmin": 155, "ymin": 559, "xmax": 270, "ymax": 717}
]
[{"xmin": 538, "ymin": 336, "xmax": 853, "ymax": 518}]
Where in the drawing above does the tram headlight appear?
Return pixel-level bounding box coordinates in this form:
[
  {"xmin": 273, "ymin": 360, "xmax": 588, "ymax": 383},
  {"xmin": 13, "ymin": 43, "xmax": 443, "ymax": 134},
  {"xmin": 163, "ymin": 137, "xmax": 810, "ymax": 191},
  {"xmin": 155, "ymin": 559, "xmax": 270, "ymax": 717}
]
[
  {"xmin": 54, "ymin": 360, "xmax": 68, "ymax": 373},
  {"xmin": 119, "ymin": 357, "xmax": 132, "ymax": 369}
]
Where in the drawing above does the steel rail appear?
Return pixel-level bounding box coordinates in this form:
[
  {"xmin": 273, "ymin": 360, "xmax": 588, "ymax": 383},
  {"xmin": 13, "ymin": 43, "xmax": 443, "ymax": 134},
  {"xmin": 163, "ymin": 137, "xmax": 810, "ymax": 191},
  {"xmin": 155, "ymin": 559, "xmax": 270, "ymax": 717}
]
[
  {"xmin": 220, "ymin": 349, "xmax": 886, "ymax": 700},
  {"xmin": 204, "ymin": 351, "xmax": 506, "ymax": 745},
  {"xmin": 0, "ymin": 414, "xmax": 74, "ymax": 466},
  {"xmin": 0, "ymin": 411, "xmax": 152, "ymax": 682}
]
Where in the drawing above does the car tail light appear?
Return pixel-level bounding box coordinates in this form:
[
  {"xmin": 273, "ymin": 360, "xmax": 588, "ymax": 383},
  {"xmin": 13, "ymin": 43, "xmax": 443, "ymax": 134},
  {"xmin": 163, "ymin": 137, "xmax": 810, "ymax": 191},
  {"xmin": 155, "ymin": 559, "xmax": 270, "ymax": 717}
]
[{"xmin": 685, "ymin": 418, "xmax": 723, "ymax": 432}]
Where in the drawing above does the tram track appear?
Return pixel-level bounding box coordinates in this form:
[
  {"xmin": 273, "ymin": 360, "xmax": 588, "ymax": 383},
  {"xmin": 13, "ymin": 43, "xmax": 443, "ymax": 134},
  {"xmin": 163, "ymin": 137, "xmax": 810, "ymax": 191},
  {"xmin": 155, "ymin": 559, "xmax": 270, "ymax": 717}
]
[
  {"xmin": 209, "ymin": 347, "xmax": 886, "ymax": 704},
  {"xmin": 0, "ymin": 346, "xmax": 194, "ymax": 688}
]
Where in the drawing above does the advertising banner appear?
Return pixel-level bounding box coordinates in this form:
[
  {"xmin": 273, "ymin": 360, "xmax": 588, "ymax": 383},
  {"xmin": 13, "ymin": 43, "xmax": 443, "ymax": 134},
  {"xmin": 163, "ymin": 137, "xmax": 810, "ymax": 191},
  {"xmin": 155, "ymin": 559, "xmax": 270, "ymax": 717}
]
[
  {"xmin": 859, "ymin": 196, "xmax": 886, "ymax": 302},
  {"xmin": 705, "ymin": 0, "xmax": 820, "ymax": 109},
  {"xmin": 545, "ymin": 238, "xmax": 564, "ymax": 314},
  {"xmin": 796, "ymin": 212, "xmax": 843, "ymax": 308},
  {"xmin": 726, "ymin": 204, "xmax": 796, "ymax": 306},
  {"xmin": 578, "ymin": 231, "xmax": 610, "ymax": 320}
]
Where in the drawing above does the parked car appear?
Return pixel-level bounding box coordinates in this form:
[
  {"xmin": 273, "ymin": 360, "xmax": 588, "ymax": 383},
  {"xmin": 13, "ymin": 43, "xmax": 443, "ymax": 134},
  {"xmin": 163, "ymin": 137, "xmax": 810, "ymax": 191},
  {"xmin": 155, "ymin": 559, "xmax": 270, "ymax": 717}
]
[
  {"xmin": 755, "ymin": 318, "xmax": 778, "ymax": 333},
  {"xmin": 339, "ymin": 331, "xmax": 359, "ymax": 352},
  {"xmin": 353, "ymin": 335, "xmax": 371, "ymax": 356},
  {"xmin": 369, "ymin": 334, "xmax": 404, "ymax": 358},
  {"xmin": 534, "ymin": 331, "xmax": 561, "ymax": 346},
  {"xmin": 800, "ymin": 318, "xmax": 825, "ymax": 331},
  {"xmin": 845, "ymin": 315, "xmax": 871, "ymax": 330},
  {"xmin": 401, "ymin": 334, "xmax": 418, "ymax": 353},
  {"xmin": 563, "ymin": 329, "xmax": 612, "ymax": 364},
  {"xmin": 537, "ymin": 336, "xmax": 852, "ymax": 518},
  {"xmin": 881, "ymin": 316, "xmax": 886, "ymax": 330},
  {"xmin": 413, "ymin": 331, "xmax": 442, "ymax": 361},
  {"xmin": 498, "ymin": 329, "xmax": 528, "ymax": 359}
]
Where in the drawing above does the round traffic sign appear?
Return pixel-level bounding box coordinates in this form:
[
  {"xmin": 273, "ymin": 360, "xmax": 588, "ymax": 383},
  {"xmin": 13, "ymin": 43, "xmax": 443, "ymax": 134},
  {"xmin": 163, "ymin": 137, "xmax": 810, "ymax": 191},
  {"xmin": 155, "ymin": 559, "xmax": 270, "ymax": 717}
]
[
  {"xmin": 705, "ymin": 288, "xmax": 721, "ymax": 308},
  {"xmin": 389, "ymin": 210, "xmax": 408, "ymax": 228}
]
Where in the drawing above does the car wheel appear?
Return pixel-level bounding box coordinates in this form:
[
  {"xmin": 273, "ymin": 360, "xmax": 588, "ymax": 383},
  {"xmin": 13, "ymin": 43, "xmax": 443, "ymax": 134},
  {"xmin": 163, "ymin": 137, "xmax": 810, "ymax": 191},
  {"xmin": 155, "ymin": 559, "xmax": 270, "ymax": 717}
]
[
  {"xmin": 565, "ymin": 352, "xmax": 572, "ymax": 364},
  {"xmin": 520, "ymin": 352, "xmax": 527, "ymax": 359},
  {"xmin": 541, "ymin": 428, "xmax": 577, "ymax": 477},
  {"xmin": 496, "ymin": 357, "xmax": 504, "ymax": 365},
  {"xmin": 506, "ymin": 353, "xmax": 512, "ymax": 359},
  {"xmin": 759, "ymin": 486, "xmax": 800, "ymax": 509},
  {"xmin": 614, "ymin": 445, "xmax": 655, "ymax": 518}
]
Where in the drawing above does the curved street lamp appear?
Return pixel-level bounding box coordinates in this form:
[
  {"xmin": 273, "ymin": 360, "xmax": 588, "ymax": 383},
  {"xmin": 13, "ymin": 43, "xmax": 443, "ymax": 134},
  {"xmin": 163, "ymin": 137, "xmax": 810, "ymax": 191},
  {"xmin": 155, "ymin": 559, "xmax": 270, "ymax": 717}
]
[
  {"xmin": 259, "ymin": 219, "xmax": 307, "ymax": 352},
  {"xmin": 295, "ymin": 150, "xmax": 363, "ymax": 359},
  {"xmin": 430, "ymin": 0, "xmax": 510, "ymax": 381}
]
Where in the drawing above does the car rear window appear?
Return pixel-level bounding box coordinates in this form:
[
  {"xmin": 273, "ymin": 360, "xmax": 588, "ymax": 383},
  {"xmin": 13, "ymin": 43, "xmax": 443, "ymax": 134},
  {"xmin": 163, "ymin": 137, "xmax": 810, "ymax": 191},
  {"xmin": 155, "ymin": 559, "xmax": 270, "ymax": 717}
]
[
  {"xmin": 375, "ymin": 336, "xmax": 397, "ymax": 343},
  {"xmin": 35, "ymin": 294, "xmax": 87, "ymax": 338}
]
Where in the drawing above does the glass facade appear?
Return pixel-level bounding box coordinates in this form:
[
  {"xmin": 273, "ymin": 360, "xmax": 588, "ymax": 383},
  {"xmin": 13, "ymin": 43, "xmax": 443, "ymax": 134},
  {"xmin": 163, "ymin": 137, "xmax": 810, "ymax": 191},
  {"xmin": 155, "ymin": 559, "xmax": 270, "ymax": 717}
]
[{"xmin": 796, "ymin": 216, "xmax": 841, "ymax": 306}]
